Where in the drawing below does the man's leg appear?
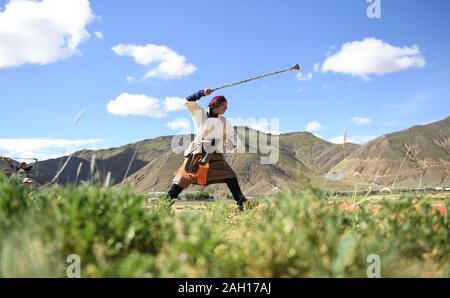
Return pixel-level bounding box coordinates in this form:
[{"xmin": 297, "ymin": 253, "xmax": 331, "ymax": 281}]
[
  {"xmin": 224, "ymin": 177, "xmax": 248, "ymax": 209},
  {"xmin": 167, "ymin": 183, "xmax": 184, "ymax": 200}
]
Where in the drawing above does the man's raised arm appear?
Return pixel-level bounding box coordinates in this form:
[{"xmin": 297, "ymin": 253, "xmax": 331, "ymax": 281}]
[
  {"xmin": 26, "ymin": 158, "xmax": 38, "ymax": 171},
  {"xmin": 185, "ymin": 88, "xmax": 213, "ymax": 102},
  {"xmin": 184, "ymin": 88, "xmax": 213, "ymax": 129}
]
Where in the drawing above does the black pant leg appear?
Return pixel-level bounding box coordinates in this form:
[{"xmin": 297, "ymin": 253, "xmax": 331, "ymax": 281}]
[{"xmin": 224, "ymin": 178, "xmax": 247, "ymax": 206}]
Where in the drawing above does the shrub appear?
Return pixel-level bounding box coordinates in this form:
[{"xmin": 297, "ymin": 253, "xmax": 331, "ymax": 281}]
[{"xmin": 0, "ymin": 173, "xmax": 448, "ymax": 277}]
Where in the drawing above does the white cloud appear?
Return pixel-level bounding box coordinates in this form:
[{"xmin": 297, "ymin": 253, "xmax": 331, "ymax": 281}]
[
  {"xmin": 250, "ymin": 122, "xmax": 280, "ymax": 135},
  {"xmin": 326, "ymin": 45, "xmax": 337, "ymax": 56},
  {"xmin": 319, "ymin": 38, "xmax": 426, "ymax": 79},
  {"xmin": 228, "ymin": 118, "xmax": 280, "ymax": 135},
  {"xmin": 313, "ymin": 63, "xmax": 320, "ymax": 72},
  {"xmin": 0, "ymin": 138, "xmax": 103, "ymax": 161},
  {"xmin": 111, "ymin": 43, "xmax": 196, "ymax": 80},
  {"xmin": 107, "ymin": 94, "xmax": 187, "ymax": 118},
  {"xmin": 328, "ymin": 135, "xmax": 377, "ymax": 145},
  {"xmin": 328, "ymin": 136, "xmax": 346, "ymax": 144},
  {"xmin": 351, "ymin": 116, "xmax": 372, "ymax": 125},
  {"xmin": 126, "ymin": 76, "xmax": 137, "ymax": 84},
  {"xmin": 0, "ymin": 0, "xmax": 95, "ymax": 68},
  {"xmin": 305, "ymin": 121, "xmax": 322, "ymax": 133},
  {"xmin": 94, "ymin": 31, "xmax": 103, "ymax": 40},
  {"xmin": 107, "ymin": 93, "xmax": 165, "ymax": 118},
  {"xmin": 349, "ymin": 136, "xmax": 377, "ymax": 144},
  {"xmin": 166, "ymin": 118, "xmax": 191, "ymax": 134},
  {"xmin": 296, "ymin": 72, "xmax": 313, "ymax": 81},
  {"xmin": 163, "ymin": 97, "xmax": 186, "ymax": 112}
]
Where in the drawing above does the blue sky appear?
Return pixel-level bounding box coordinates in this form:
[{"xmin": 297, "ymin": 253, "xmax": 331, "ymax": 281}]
[{"xmin": 1, "ymin": 0, "xmax": 449, "ymax": 160}]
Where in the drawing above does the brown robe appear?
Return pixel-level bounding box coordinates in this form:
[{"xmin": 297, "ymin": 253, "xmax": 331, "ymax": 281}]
[{"xmin": 172, "ymin": 153, "xmax": 236, "ymax": 188}]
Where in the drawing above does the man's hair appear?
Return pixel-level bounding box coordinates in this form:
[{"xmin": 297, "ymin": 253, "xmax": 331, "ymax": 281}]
[{"xmin": 208, "ymin": 96, "xmax": 227, "ymax": 110}]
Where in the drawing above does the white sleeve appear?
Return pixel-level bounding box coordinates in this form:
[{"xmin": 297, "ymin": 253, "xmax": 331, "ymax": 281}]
[{"xmin": 185, "ymin": 101, "xmax": 207, "ymax": 130}]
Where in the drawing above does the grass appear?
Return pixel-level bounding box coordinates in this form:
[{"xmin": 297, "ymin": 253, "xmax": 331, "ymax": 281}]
[{"xmin": 0, "ymin": 174, "xmax": 448, "ymax": 277}]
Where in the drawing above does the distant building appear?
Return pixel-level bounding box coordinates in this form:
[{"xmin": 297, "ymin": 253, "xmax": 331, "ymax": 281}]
[
  {"xmin": 380, "ymin": 187, "xmax": 391, "ymax": 193},
  {"xmin": 148, "ymin": 191, "xmax": 167, "ymax": 198}
]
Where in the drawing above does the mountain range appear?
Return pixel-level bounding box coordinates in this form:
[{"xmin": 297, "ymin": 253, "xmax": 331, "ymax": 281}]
[{"xmin": 2, "ymin": 116, "xmax": 449, "ymax": 196}]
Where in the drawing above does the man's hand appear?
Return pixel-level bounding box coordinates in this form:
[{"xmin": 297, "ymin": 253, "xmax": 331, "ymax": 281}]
[{"xmin": 203, "ymin": 88, "xmax": 213, "ymax": 96}]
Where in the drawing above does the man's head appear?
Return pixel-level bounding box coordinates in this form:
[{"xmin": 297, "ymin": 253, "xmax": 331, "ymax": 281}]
[
  {"xmin": 19, "ymin": 162, "xmax": 27, "ymax": 170},
  {"xmin": 208, "ymin": 96, "xmax": 228, "ymax": 115}
]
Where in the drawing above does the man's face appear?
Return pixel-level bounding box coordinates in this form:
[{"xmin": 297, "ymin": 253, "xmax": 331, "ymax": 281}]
[{"xmin": 213, "ymin": 101, "xmax": 227, "ymax": 115}]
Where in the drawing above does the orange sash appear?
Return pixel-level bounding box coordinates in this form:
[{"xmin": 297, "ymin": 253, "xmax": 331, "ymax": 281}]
[{"xmin": 196, "ymin": 163, "xmax": 209, "ymax": 185}]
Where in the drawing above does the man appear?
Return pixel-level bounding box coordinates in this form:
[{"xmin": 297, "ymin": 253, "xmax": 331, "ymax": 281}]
[
  {"xmin": 2, "ymin": 157, "xmax": 37, "ymax": 179},
  {"xmin": 167, "ymin": 88, "xmax": 250, "ymax": 210}
]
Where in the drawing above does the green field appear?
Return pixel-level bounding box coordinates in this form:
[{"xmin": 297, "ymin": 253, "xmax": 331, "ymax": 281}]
[{"xmin": 0, "ymin": 174, "xmax": 448, "ymax": 277}]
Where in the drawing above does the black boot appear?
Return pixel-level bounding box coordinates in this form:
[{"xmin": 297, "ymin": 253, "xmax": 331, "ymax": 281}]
[
  {"xmin": 167, "ymin": 183, "xmax": 184, "ymax": 200},
  {"xmin": 236, "ymin": 194, "xmax": 248, "ymax": 211}
]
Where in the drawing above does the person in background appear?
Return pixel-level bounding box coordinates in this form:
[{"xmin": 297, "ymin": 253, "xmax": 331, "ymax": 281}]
[{"xmin": 2, "ymin": 157, "xmax": 38, "ymax": 179}]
